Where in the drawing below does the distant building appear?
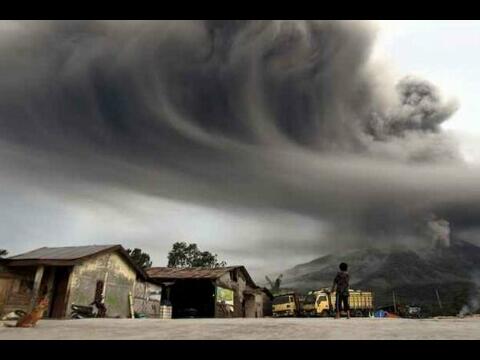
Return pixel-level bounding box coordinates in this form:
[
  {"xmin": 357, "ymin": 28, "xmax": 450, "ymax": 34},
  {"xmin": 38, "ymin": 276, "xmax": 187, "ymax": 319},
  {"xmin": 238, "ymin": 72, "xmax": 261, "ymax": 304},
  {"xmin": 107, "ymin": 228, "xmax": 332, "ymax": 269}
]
[
  {"xmin": 147, "ymin": 266, "xmax": 273, "ymax": 318},
  {"xmin": 0, "ymin": 245, "xmax": 161, "ymax": 318}
]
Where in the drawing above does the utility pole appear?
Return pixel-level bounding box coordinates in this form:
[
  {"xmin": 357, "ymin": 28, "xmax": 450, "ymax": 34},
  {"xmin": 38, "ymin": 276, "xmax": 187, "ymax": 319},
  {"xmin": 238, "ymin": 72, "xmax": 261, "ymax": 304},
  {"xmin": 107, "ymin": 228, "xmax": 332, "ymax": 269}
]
[
  {"xmin": 392, "ymin": 290, "xmax": 397, "ymax": 314},
  {"xmin": 435, "ymin": 288, "xmax": 443, "ymax": 311}
]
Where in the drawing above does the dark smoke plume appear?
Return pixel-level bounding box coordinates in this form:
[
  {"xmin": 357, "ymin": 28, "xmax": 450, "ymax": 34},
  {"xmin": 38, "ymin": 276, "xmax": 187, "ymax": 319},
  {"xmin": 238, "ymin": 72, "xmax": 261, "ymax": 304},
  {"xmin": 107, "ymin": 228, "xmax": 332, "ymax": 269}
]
[{"xmin": 0, "ymin": 20, "xmax": 478, "ymax": 254}]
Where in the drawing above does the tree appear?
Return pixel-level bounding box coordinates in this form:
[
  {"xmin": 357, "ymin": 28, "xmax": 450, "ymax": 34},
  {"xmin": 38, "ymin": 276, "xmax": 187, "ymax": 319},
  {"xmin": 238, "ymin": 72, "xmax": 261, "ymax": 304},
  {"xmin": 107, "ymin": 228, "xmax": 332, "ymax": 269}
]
[
  {"xmin": 126, "ymin": 248, "xmax": 153, "ymax": 269},
  {"xmin": 0, "ymin": 249, "xmax": 7, "ymax": 258},
  {"xmin": 167, "ymin": 242, "xmax": 226, "ymax": 268},
  {"xmin": 265, "ymin": 274, "xmax": 283, "ymax": 294}
]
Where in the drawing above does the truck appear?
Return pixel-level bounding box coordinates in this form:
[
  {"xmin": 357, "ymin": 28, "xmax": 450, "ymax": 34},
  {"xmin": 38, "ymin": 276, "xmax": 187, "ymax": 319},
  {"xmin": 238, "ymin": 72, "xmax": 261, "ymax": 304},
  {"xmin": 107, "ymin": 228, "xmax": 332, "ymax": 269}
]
[
  {"xmin": 272, "ymin": 292, "xmax": 301, "ymax": 317},
  {"xmin": 302, "ymin": 288, "xmax": 374, "ymax": 317}
]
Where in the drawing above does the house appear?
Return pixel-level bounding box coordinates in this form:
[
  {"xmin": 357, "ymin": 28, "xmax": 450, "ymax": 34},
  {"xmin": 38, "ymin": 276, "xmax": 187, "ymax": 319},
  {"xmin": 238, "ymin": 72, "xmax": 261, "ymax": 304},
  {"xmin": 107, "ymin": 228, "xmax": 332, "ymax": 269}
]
[
  {"xmin": 147, "ymin": 266, "xmax": 273, "ymax": 318},
  {"xmin": 260, "ymin": 287, "xmax": 274, "ymax": 317},
  {"xmin": 0, "ymin": 245, "xmax": 162, "ymax": 319}
]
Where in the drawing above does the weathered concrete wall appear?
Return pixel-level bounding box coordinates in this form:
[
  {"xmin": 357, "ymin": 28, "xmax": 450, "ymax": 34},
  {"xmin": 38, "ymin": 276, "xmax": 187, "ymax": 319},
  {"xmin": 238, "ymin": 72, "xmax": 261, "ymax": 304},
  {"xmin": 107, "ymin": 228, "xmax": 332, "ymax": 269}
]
[
  {"xmin": 67, "ymin": 252, "xmax": 137, "ymax": 318},
  {"xmin": 255, "ymin": 293, "xmax": 264, "ymax": 317},
  {"xmin": 262, "ymin": 292, "xmax": 273, "ymax": 317},
  {"xmin": 251, "ymin": 293, "xmax": 262, "ymax": 318},
  {"xmin": 244, "ymin": 292, "xmax": 264, "ymax": 318},
  {"xmin": 133, "ymin": 280, "xmax": 162, "ymax": 318},
  {"xmin": 244, "ymin": 294, "xmax": 256, "ymax": 317},
  {"xmin": 216, "ymin": 269, "xmax": 248, "ymax": 318},
  {"xmin": 216, "ymin": 269, "xmax": 269, "ymax": 318}
]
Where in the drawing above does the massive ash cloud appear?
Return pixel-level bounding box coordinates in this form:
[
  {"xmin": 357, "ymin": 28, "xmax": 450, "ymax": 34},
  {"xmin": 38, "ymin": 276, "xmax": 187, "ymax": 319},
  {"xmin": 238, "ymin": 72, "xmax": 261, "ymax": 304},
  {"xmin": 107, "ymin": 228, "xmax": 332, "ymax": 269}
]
[{"xmin": 0, "ymin": 20, "xmax": 477, "ymax": 255}]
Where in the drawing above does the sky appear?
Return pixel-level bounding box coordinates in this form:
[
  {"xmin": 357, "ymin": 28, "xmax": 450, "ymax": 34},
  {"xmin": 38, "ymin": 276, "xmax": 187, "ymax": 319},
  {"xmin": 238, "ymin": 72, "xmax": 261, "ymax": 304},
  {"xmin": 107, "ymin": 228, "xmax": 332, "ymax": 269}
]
[
  {"xmin": 375, "ymin": 20, "xmax": 480, "ymax": 162},
  {"xmin": 1, "ymin": 20, "xmax": 480, "ymax": 281}
]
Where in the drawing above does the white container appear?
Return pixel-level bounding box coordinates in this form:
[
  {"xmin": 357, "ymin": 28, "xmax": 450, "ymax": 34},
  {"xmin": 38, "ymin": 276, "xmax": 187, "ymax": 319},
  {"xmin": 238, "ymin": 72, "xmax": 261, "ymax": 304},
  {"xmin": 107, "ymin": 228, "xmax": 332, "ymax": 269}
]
[{"xmin": 159, "ymin": 305, "xmax": 172, "ymax": 319}]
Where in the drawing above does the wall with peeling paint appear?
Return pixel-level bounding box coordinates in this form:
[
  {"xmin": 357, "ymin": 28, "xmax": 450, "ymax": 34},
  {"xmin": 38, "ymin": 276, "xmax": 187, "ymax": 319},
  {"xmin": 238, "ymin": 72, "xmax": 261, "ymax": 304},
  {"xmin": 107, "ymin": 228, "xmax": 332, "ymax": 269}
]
[
  {"xmin": 215, "ymin": 269, "xmax": 272, "ymax": 318},
  {"xmin": 134, "ymin": 281, "xmax": 162, "ymax": 318},
  {"xmin": 66, "ymin": 252, "xmax": 137, "ymax": 318},
  {"xmin": 216, "ymin": 269, "xmax": 248, "ymax": 317}
]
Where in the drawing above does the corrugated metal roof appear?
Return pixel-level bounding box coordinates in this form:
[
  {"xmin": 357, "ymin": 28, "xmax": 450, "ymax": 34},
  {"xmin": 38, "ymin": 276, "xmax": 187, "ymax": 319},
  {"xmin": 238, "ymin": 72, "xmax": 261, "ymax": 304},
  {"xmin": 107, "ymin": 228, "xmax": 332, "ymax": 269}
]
[
  {"xmin": 146, "ymin": 266, "xmax": 239, "ymax": 279},
  {"xmin": 8, "ymin": 245, "xmax": 120, "ymax": 260},
  {"xmin": 147, "ymin": 266, "xmax": 258, "ymax": 288},
  {"xmin": 5, "ymin": 245, "xmax": 150, "ymax": 280}
]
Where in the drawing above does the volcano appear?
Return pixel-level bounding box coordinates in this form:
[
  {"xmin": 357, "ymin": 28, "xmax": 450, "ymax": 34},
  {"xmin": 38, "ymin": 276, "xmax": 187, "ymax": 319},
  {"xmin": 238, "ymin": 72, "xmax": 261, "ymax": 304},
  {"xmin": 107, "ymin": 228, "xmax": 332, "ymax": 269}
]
[{"xmin": 281, "ymin": 239, "xmax": 480, "ymax": 315}]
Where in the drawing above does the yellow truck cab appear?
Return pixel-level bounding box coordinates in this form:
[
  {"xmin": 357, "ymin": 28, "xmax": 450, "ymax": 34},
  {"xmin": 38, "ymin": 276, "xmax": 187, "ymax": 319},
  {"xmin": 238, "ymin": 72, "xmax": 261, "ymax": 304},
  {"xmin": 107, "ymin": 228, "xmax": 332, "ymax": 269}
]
[
  {"xmin": 302, "ymin": 288, "xmax": 374, "ymax": 317},
  {"xmin": 272, "ymin": 293, "xmax": 300, "ymax": 317},
  {"xmin": 302, "ymin": 291, "xmax": 331, "ymax": 317}
]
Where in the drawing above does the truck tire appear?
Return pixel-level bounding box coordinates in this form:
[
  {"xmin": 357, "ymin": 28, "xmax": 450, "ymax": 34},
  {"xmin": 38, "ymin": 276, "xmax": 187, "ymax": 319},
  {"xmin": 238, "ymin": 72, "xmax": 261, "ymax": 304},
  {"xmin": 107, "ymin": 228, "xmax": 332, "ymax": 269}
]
[{"xmin": 354, "ymin": 310, "xmax": 363, "ymax": 317}]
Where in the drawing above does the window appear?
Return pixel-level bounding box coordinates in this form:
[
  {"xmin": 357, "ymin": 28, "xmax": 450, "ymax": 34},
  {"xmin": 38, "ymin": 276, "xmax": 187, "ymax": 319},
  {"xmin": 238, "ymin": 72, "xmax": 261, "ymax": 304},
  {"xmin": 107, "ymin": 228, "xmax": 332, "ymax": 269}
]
[{"xmin": 273, "ymin": 296, "xmax": 290, "ymax": 305}]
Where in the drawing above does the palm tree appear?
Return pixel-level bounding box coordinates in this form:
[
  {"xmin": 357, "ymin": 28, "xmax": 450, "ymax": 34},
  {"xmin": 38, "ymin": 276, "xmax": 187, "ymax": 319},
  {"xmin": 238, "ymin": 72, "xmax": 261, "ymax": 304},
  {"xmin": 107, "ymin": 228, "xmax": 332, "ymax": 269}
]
[{"xmin": 265, "ymin": 274, "xmax": 283, "ymax": 294}]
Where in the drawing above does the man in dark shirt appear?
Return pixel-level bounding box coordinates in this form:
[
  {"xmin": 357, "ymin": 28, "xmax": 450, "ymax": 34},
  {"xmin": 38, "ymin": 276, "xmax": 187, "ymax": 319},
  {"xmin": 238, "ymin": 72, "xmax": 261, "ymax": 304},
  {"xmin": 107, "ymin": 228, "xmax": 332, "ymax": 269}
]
[{"xmin": 331, "ymin": 262, "xmax": 350, "ymax": 319}]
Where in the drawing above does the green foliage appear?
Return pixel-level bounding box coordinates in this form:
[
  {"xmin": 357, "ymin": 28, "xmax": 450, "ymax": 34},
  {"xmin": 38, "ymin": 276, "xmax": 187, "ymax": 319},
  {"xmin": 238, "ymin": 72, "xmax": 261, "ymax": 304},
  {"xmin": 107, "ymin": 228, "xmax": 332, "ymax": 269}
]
[
  {"xmin": 126, "ymin": 248, "xmax": 153, "ymax": 269},
  {"xmin": 167, "ymin": 242, "xmax": 226, "ymax": 268},
  {"xmin": 0, "ymin": 249, "xmax": 7, "ymax": 258}
]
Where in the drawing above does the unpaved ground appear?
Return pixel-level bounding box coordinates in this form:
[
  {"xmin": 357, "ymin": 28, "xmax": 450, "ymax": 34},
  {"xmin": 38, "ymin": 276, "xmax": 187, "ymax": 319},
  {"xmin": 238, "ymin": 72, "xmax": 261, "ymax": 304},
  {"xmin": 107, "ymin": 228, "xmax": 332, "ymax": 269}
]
[{"xmin": 1, "ymin": 317, "xmax": 479, "ymax": 340}]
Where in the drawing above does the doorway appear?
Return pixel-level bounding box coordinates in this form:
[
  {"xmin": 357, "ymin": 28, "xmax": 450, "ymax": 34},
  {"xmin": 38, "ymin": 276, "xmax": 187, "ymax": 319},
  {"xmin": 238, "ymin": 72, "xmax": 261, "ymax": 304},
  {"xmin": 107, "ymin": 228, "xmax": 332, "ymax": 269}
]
[
  {"xmin": 243, "ymin": 293, "xmax": 256, "ymax": 318},
  {"xmin": 169, "ymin": 280, "xmax": 216, "ymax": 318},
  {"xmin": 49, "ymin": 267, "xmax": 72, "ymax": 318}
]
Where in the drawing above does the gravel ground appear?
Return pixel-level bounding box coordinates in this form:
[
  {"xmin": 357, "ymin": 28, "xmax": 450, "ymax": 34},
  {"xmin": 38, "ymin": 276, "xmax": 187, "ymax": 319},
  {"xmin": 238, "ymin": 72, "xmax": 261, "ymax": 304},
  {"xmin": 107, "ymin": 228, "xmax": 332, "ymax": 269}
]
[{"xmin": 1, "ymin": 317, "xmax": 479, "ymax": 340}]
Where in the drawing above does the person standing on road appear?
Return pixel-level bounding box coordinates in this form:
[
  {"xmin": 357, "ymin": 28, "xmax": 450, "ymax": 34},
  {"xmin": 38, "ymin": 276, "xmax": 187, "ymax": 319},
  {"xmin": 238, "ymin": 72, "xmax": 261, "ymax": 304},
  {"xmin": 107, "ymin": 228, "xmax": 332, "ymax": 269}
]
[{"xmin": 331, "ymin": 262, "xmax": 350, "ymax": 319}]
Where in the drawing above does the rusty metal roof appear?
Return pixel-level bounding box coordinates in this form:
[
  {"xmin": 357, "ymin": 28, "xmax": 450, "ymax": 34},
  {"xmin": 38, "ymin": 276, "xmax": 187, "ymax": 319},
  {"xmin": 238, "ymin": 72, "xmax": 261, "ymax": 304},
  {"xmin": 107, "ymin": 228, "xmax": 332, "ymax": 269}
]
[
  {"xmin": 147, "ymin": 266, "xmax": 257, "ymax": 287},
  {"xmin": 8, "ymin": 245, "xmax": 120, "ymax": 260},
  {"xmin": 6, "ymin": 245, "xmax": 148, "ymax": 279},
  {"xmin": 147, "ymin": 266, "xmax": 238, "ymax": 279}
]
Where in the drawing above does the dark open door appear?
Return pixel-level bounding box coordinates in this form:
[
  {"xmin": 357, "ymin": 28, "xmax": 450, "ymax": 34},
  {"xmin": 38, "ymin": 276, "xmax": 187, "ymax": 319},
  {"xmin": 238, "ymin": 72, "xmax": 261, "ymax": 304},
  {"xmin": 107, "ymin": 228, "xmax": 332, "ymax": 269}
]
[{"xmin": 50, "ymin": 267, "xmax": 72, "ymax": 318}]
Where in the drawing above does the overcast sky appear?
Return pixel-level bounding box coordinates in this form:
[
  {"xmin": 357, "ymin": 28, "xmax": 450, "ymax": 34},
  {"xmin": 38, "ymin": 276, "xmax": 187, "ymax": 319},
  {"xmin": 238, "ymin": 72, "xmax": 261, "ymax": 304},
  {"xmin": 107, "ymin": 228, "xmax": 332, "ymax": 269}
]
[
  {"xmin": 375, "ymin": 20, "xmax": 480, "ymax": 162},
  {"xmin": 1, "ymin": 20, "xmax": 480, "ymax": 281}
]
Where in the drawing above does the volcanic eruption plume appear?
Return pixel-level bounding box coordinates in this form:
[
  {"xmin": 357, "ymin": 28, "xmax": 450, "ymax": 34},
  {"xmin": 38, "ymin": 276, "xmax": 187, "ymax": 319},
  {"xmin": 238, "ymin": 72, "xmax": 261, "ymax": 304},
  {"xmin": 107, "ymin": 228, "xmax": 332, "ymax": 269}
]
[{"xmin": 0, "ymin": 20, "xmax": 479, "ymax": 257}]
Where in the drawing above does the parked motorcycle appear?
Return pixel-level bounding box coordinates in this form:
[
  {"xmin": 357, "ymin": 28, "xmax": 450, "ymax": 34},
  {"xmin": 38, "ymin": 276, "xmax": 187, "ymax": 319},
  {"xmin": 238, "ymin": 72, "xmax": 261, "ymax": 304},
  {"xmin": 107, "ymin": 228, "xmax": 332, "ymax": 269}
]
[
  {"xmin": 71, "ymin": 299, "xmax": 107, "ymax": 319},
  {"xmin": 70, "ymin": 304, "xmax": 97, "ymax": 319}
]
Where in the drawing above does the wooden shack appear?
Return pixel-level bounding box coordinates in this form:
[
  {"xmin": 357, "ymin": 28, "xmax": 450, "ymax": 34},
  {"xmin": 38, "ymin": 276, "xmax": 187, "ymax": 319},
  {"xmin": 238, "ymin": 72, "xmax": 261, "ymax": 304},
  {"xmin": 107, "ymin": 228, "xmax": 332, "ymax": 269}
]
[
  {"xmin": 147, "ymin": 266, "xmax": 272, "ymax": 318},
  {"xmin": 0, "ymin": 245, "xmax": 160, "ymax": 318}
]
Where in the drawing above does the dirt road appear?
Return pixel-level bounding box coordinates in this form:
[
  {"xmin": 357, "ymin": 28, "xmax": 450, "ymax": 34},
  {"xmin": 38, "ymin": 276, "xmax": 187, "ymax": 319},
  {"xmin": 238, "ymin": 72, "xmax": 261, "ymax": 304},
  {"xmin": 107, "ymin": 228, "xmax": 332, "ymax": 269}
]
[{"xmin": 1, "ymin": 317, "xmax": 479, "ymax": 340}]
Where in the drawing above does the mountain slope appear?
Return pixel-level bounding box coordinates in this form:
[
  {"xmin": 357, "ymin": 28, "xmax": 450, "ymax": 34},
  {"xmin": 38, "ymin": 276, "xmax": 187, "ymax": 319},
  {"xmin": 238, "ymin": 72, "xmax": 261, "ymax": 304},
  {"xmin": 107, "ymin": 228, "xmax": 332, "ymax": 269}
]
[{"xmin": 282, "ymin": 239, "xmax": 480, "ymax": 314}]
